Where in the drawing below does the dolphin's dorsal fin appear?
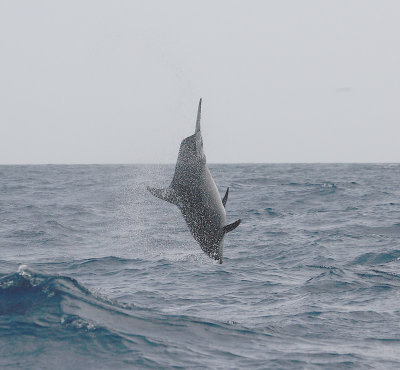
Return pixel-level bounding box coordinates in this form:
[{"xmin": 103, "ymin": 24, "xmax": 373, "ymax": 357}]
[
  {"xmin": 223, "ymin": 219, "xmax": 241, "ymax": 234},
  {"xmin": 195, "ymin": 98, "xmax": 202, "ymax": 133},
  {"xmin": 147, "ymin": 186, "xmax": 179, "ymax": 206},
  {"xmin": 222, "ymin": 187, "xmax": 229, "ymax": 207}
]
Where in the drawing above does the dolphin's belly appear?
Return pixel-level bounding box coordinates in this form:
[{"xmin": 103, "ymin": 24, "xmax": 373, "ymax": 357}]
[
  {"xmin": 183, "ymin": 200, "xmax": 225, "ymax": 235},
  {"xmin": 178, "ymin": 166, "xmax": 226, "ymax": 247}
]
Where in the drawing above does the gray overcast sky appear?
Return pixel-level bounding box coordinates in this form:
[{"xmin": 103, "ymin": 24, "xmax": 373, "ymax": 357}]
[{"xmin": 1, "ymin": 1, "xmax": 399, "ymax": 164}]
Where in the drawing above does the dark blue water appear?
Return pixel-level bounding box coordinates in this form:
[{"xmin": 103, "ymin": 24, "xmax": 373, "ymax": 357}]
[{"xmin": 1, "ymin": 164, "xmax": 400, "ymax": 368}]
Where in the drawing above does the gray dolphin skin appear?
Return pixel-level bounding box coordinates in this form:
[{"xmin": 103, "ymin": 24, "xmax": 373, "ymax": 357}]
[{"xmin": 147, "ymin": 99, "xmax": 241, "ymax": 263}]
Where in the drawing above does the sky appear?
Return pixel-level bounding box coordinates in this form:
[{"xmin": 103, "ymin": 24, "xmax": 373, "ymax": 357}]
[{"xmin": 1, "ymin": 1, "xmax": 399, "ymax": 164}]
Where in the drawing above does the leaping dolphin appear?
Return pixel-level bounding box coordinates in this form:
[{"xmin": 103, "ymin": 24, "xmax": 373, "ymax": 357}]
[{"xmin": 147, "ymin": 99, "xmax": 241, "ymax": 263}]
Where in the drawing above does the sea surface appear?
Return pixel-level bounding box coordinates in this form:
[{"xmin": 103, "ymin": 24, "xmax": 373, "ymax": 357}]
[{"xmin": 1, "ymin": 164, "xmax": 400, "ymax": 369}]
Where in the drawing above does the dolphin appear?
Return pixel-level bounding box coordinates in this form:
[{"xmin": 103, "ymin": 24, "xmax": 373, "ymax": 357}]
[{"xmin": 147, "ymin": 99, "xmax": 241, "ymax": 263}]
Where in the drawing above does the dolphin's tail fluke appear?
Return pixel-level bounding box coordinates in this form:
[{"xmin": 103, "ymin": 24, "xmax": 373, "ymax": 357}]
[
  {"xmin": 195, "ymin": 98, "xmax": 202, "ymax": 133},
  {"xmin": 223, "ymin": 219, "xmax": 241, "ymax": 234}
]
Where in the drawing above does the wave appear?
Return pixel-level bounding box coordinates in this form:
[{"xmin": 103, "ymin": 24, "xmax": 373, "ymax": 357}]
[
  {"xmin": 0, "ymin": 266, "xmax": 267, "ymax": 368},
  {"xmin": 0, "ymin": 265, "xmax": 126, "ymax": 317}
]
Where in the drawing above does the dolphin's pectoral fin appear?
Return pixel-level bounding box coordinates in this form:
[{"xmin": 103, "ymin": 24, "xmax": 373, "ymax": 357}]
[
  {"xmin": 222, "ymin": 187, "xmax": 229, "ymax": 207},
  {"xmin": 147, "ymin": 186, "xmax": 178, "ymax": 205},
  {"xmin": 223, "ymin": 219, "xmax": 241, "ymax": 234}
]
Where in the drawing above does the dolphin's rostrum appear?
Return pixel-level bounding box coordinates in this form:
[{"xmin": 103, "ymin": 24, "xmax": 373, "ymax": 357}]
[{"xmin": 147, "ymin": 99, "xmax": 241, "ymax": 263}]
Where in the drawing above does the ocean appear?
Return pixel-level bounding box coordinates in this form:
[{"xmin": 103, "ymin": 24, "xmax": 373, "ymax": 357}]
[{"xmin": 1, "ymin": 164, "xmax": 400, "ymax": 369}]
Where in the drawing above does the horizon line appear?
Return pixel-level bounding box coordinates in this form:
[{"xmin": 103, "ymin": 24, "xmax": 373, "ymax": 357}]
[{"xmin": 0, "ymin": 162, "xmax": 399, "ymax": 166}]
